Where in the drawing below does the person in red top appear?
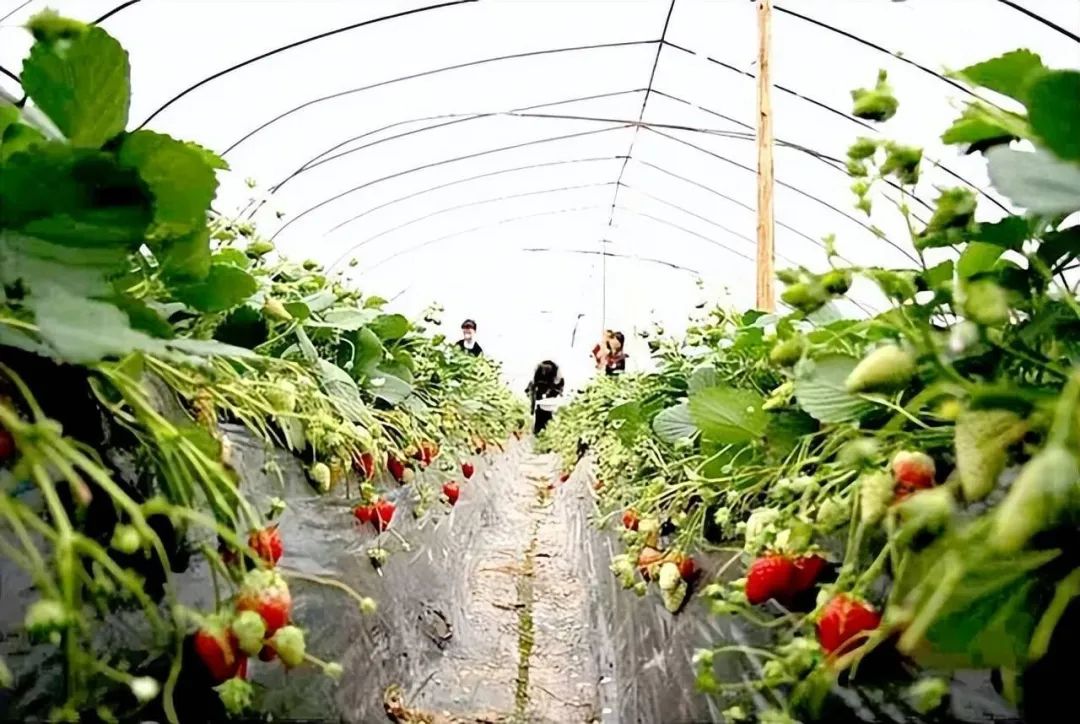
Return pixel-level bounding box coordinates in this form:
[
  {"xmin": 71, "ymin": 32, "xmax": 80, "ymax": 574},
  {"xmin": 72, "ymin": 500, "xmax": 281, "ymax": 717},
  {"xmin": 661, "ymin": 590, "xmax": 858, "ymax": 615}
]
[
  {"xmin": 605, "ymin": 331, "xmax": 627, "ymax": 375},
  {"xmin": 592, "ymin": 330, "xmax": 615, "ymax": 370}
]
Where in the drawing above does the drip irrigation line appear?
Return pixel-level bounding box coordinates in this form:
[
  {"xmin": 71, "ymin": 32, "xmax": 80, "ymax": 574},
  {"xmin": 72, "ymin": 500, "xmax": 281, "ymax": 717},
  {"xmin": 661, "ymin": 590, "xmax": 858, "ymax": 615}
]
[
  {"xmin": 137, "ymin": 0, "xmax": 476, "ymax": 128},
  {"xmin": 221, "ymin": 38, "xmax": 657, "ymax": 155},
  {"xmin": 324, "ymin": 156, "xmax": 627, "ymax": 238},
  {"xmin": 645, "ymin": 126, "xmax": 921, "ymax": 264},
  {"xmin": 269, "ymin": 124, "xmax": 633, "ymax": 241},
  {"xmin": 994, "ymin": 0, "xmax": 1080, "ymax": 42},
  {"xmin": 521, "ymin": 247, "xmax": 702, "ymax": 275}
]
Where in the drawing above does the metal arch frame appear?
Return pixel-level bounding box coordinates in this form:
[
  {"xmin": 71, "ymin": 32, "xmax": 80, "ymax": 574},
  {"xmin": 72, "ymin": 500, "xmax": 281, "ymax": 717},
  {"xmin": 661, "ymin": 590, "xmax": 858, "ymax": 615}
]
[
  {"xmin": 521, "ymin": 247, "xmax": 702, "ymax": 275},
  {"xmin": 268, "ymin": 114, "xmax": 921, "ymax": 265},
  {"xmin": 269, "ymin": 123, "xmax": 635, "ymax": 240}
]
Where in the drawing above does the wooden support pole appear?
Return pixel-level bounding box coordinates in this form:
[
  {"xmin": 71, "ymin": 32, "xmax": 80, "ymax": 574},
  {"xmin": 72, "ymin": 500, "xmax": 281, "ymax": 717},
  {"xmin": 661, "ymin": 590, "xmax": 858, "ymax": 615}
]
[{"xmin": 755, "ymin": 0, "xmax": 776, "ymax": 312}]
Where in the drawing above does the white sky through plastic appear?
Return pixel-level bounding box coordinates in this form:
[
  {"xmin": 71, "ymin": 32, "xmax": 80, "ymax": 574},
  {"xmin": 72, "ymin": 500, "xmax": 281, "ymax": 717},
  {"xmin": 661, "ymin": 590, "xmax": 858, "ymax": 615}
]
[{"xmin": 2, "ymin": 0, "xmax": 1078, "ymax": 390}]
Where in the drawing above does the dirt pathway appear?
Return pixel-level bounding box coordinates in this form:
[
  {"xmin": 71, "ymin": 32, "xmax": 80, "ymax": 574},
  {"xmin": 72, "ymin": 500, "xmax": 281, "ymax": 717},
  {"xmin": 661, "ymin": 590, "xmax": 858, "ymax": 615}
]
[{"xmin": 391, "ymin": 449, "xmax": 598, "ymax": 723}]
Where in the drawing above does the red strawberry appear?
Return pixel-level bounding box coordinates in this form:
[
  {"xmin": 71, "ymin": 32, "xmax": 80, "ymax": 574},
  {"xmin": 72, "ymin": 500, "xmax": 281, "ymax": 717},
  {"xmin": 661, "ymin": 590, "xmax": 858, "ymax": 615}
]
[
  {"xmin": 236, "ymin": 656, "xmax": 248, "ymax": 680},
  {"xmin": 354, "ymin": 452, "xmax": 376, "ymax": 481},
  {"xmin": 387, "ymin": 455, "xmax": 407, "ymax": 483},
  {"xmin": 559, "ymin": 472, "xmax": 570, "ymax": 483},
  {"xmin": 891, "ymin": 451, "xmax": 935, "ymax": 492},
  {"xmin": 745, "ymin": 554, "xmax": 796, "ymax": 605},
  {"xmin": 462, "ymin": 462, "xmax": 475, "ymax": 479},
  {"xmin": 817, "ymin": 594, "xmax": 881, "ymax": 655},
  {"xmin": 676, "ymin": 554, "xmax": 698, "ymax": 581},
  {"xmin": 443, "ymin": 481, "xmax": 460, "ymax": 506},
  {"xmin": 353, "ymin": 504, "xmax": 375, "ymax": 525},
  {"xmin": 374, "ymin": 498, "xmax": 396, "ymax": 530},
  {"xmin": 622, "ymin": 509, "xmax": 639, "ymax": 531},
  {"xmin": 637, "ymin": 546, "xmax": 664, "ymax": 573},
  {"xmin": 422, "ymin": 442, "xmax": 439, "ymax": 463},
  {"xmin": 790, "ymin": 554, "xmax": 827, "ymax": 593},
  {"xmin": 235, "ymin": 570, "xmax": 291, "ymax": 636},
  {"xmin": 194, "ymin": 616, "xmax": 244, "ymax": 683},
  {"xmin": 258, "ymin": 645, "xmax": 277, "ymax": 662},
  {"xmin": 0, "ymin": 426, "xmax": 14, "ymax": 462},
  {"xmin": 248, "ymin": 525, "xmax": 283, "ymax": 566}
]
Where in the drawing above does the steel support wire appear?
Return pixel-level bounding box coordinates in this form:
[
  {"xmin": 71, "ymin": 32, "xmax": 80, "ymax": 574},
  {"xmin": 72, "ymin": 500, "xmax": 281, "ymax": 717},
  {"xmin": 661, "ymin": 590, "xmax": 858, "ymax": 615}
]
[
  {"xmin": 269, "ymin": 124, "xmax": 634, "ymax": 241},
  {"xmin": 521, "ymin": 247, "xmax": 702, "ymax": 275},
  {"xmin": 220, "ymin": 39, "xmax": 657, "ymax": 155},
  {"xmin": 601, "ymin": 0, "xmax": 677, "ymax": 329}
]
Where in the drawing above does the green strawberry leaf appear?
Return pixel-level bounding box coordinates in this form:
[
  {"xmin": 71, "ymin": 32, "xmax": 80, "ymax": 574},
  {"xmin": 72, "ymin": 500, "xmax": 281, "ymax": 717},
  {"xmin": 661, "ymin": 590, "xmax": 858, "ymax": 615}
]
[
  {"xmin": 0, "ymin": 230, "xmax": 129, "ymax": 297},
  {"xmin": 172, "ymin": 264, "xmax": 256, "ymax": 313},
  {"xmin": 1, "ymin": 122, "xmax": 47, "ymax": 161},
  {"xmin": 28, "ymin": 286, "xmax": 165, "ymax": 363},
  {"xmin": 370, "ymin": 369, "xmax": 413, "ymax": 405},
  {"xmin": 159, "ymin": 227, "xmax": 211, "ymax": 281},
  {"xmin": 315, "ymin": 307, "xmax": 377, "ymax": 331},
  {"xmin": 688, "ymin": 364, "xmax": 719, "ymax": 394},
  {"xmin": 764, "ymin": 409, "xmax": 818, "ymax": 463},
  {"xmin": 369, "ymin": 313, "xmax": 410, "ymax": 341},
  {"xmin": 957, "ymin": 242, "xmax": 1005, "ymax": 280},
  {"xmin": 1026, "ymin": 70, "xmax": 1080, "ymax": 162},
  {"xmin": 688, "ymin": 386, "xmax": 767, "ymax": 445},
  {"xmin": 21, "ymin": 26, "xmax": 130, "ymax": 147},
  {"xmin": 955, "ymin": 49, "xmax": 1047, "ymax": 103},
  {"xmin": 973, "ymin": 216, "xmax": 1030, "ymax": 250},
  {"xmin": 794, "ymin": 355, "xmax": 875, "ymax": 424},
  {"xmin": 652, "ymin": 401, "xmax": 696, "ymax": 444},
  {"xmin": 118, "ymin": 130, "xmax": 221, "ymax": 240},
  {"xmin": 987, "ymin": 147, "xmax": 1080, "ymax": 215}
]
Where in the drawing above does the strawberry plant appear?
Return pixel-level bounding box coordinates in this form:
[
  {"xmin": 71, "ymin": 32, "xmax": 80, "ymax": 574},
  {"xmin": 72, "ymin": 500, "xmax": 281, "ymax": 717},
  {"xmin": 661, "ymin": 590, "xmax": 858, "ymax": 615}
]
[
  {"xmin": 0, "ymin": 12, "xmax": 520, "ymax": 721},
  {"xmin": 541, "ymin": 50, "xmax": 1080, "ymax": 721}
]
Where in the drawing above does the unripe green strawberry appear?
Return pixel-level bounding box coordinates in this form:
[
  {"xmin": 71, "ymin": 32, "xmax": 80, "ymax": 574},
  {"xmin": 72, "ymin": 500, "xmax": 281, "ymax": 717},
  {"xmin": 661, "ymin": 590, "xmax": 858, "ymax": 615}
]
[
  {"xmin": 906, "ymin": 677, "xmax": 949, "ymax": 714},
  {"xmin": 859, "ymin": 471, "xmax": 894, "ymax": 525},
  {"xmin": 231, "ymin": 610, "xmax": 266, "ymax": 656},
  {"xmin": 780, "ymin": 282, "xmax": 828, "ymax": 314},
  {"xmin": 302, "ymin": 259, "xmax": 320, "ymax": 271},
  {"xmin": 263, "ymin": 298, "xmax": 293, "ymax": 322},
  {"xmin": 769, "ymin": 336, "xmax": 805, "ymax": 367},
  {"xmin": 270, "ymin": 625, "xmax": 306, "ymax": 668},
  {"xmin": 992, "ymin": 446, "xmax": 1079, "ymax": 553},
  {"xmin": 265, "ymin": 380, "xmax": 297, "ymax": 414},
  {"xmin": 954, "ymin": 409, "xmax": 1027, "ymax": 501},
  {"xmin": 214, "ymin": 677, "xmax": 253, "ymax": 715},
  {"xmin": 851, "ymin": 70, "xmax": 898, "ymax": 121},
  {"xmin": 822, "ymin": 269, "xmax": 853, "ymax": 295},
  {"xmin": 847, "ymin": 137, "xmax": 879, "ymax": 160},
  {"xmin": 962, "ymin": 279, "xmax": 1010, "ymax": 327},
  {"xmin": 661, "ymin": 579, "xmax": 688, "ymax": 613},
  {"xmin": 24, "ymin": 599, "xmax": 69, "ymax": 642},
  {"xmin": 846, "ymin": 345, "xmax": 916, "ymax": 394},
  {"xmin": 658, "ymin": 562, "xmax": 682, "ymax": 592},
  {"xmin": 110, "ymin": 524, "xmax": 142, "ymax": 554},
  {"xmin": 893, "ymin": 487, "xmax": 954, "ymax": 544},
  {"xmin": 129, "ymin": 676, "xmax": 160, "ymax": 704},
  {"xmin": 310, "ymin": 462, "xmax": 331, "ymax": 492},
  {"xmin": 245, "ymin": 240, "xmax": 274, "ymax": 257},
  {"xmin": 776, "ymin": 268, "xmax": 803, "ymax": 285}
]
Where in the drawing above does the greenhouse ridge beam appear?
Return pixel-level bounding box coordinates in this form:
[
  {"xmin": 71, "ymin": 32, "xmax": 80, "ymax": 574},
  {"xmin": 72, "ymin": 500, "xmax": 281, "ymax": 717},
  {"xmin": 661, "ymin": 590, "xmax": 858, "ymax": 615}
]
[
  {"xmin": 136, "ymin": 0, "xmax": 477, "ymax": 128},
  {"xmin": 602, "ymin": 0, "xmax": 676, "ymax": 330}
]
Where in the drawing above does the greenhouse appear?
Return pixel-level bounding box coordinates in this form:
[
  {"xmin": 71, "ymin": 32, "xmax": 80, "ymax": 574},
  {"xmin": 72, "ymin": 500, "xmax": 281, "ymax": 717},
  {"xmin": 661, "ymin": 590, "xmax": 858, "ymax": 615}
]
[{"xmin": 0, "ymin": 0, "xmax": 1078, "ymax": 722}]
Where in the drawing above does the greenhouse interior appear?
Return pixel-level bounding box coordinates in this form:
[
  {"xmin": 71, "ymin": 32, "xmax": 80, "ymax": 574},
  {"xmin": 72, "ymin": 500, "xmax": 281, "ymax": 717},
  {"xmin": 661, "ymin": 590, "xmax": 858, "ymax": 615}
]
[{"xmin": 0, "ymin": 0, "xmax": 1078, "ymax": 722}]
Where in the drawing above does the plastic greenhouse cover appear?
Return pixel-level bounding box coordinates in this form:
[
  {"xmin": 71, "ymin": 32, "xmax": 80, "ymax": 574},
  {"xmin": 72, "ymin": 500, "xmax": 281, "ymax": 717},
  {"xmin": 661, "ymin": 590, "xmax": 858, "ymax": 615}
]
[{"xmin": 1, "ymin": 0, "xmax": 1078, "ymax": 391}]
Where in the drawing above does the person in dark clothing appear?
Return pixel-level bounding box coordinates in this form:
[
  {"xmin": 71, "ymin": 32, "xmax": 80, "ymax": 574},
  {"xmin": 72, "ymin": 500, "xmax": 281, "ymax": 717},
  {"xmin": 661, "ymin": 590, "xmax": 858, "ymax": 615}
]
[
  {"xmin": 455, "ymin": 319, "xmax": 483, "ymax": 356},
  {"xmin": 525, "ymin": 360, "xmax": 564, "ymax": 434},
  {"xmin": 605, "ymin": 331, "xmax": 627, "ymax": 375}
]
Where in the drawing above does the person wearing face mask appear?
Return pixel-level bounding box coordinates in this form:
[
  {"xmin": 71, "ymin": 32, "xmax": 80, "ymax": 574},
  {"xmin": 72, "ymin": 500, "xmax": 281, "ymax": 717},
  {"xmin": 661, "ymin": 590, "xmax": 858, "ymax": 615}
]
[{"xmin": 455, "ymin": 319, "xmax": 483, "ymax": 357}]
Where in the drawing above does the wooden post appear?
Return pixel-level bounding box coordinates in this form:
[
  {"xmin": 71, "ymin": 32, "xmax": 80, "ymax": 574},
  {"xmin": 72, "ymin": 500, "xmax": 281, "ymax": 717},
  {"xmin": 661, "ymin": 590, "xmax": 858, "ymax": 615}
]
[{"xmin": 755, "ymin": 0, "xmax": 776, "ymax": 312}]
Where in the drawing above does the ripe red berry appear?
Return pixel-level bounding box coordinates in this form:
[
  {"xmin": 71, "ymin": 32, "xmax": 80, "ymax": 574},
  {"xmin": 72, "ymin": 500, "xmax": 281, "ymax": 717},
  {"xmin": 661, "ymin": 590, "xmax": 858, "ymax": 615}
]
[
  {"xmin": 0, "ymin": 426, "xmax": 15, "ymax": 462},
  {"xmin": 235, "ymin": 570, "xmax": 292, "ymax": 636},
  {"xmin": 462, "ymin": 462, "xmax": 475, "ymax": 480},
  {"xmin": 621, "ymin": 509, "xmax": 639, "ymax": 531},
  {"xmin": 676, "ymin": 555, "xmax": 698, "ymax": 581},
  {"xmin": 745, "ymin": 554, "xmax": 796, "ymax": 605},
  {"xmin": 817, "ymin": 594, "xmax": 881, "ymax": 655},
  {"xmin": 354, "ymin": 452, "xmax": 376, "ymax": 481},
  {"xmin": 559, "ymin": 472, "xmax": 570, "ymax": 483},
  {"xmin": 891, "ymin": 451, "xmax": 936, "ymax": 492},
  {"xmin": 387, "ymin": 455, "xmax": 407, "ymax": 483},
  {"xmin": 443, "ymin": 481, "xmax": 460, "ymax": 506},
  {"xmin": 374, "ymin": 498, "xmax": 396, "ymax": 530},
  {"xmin": 194, "ymin": 618, "xmax": 244, "ymax": 684},
  {"xmin": 248, "ymin": 525, "xmax": 283, "ymax": 566},
  {"xmin": 790, "ymin": 554, "xmax": 827, "ymax": 593},
  {"xmin": 353, "ymin": 504, "xmax": 375, "ymax": 525}
]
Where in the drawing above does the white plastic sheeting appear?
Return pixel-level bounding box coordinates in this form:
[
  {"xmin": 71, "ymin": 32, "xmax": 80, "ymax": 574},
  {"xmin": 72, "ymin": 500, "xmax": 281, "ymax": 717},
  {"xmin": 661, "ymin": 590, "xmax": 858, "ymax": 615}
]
[{"xmin": 2, "ymin": 0, "xmax": 1078, "ymax": 389}]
